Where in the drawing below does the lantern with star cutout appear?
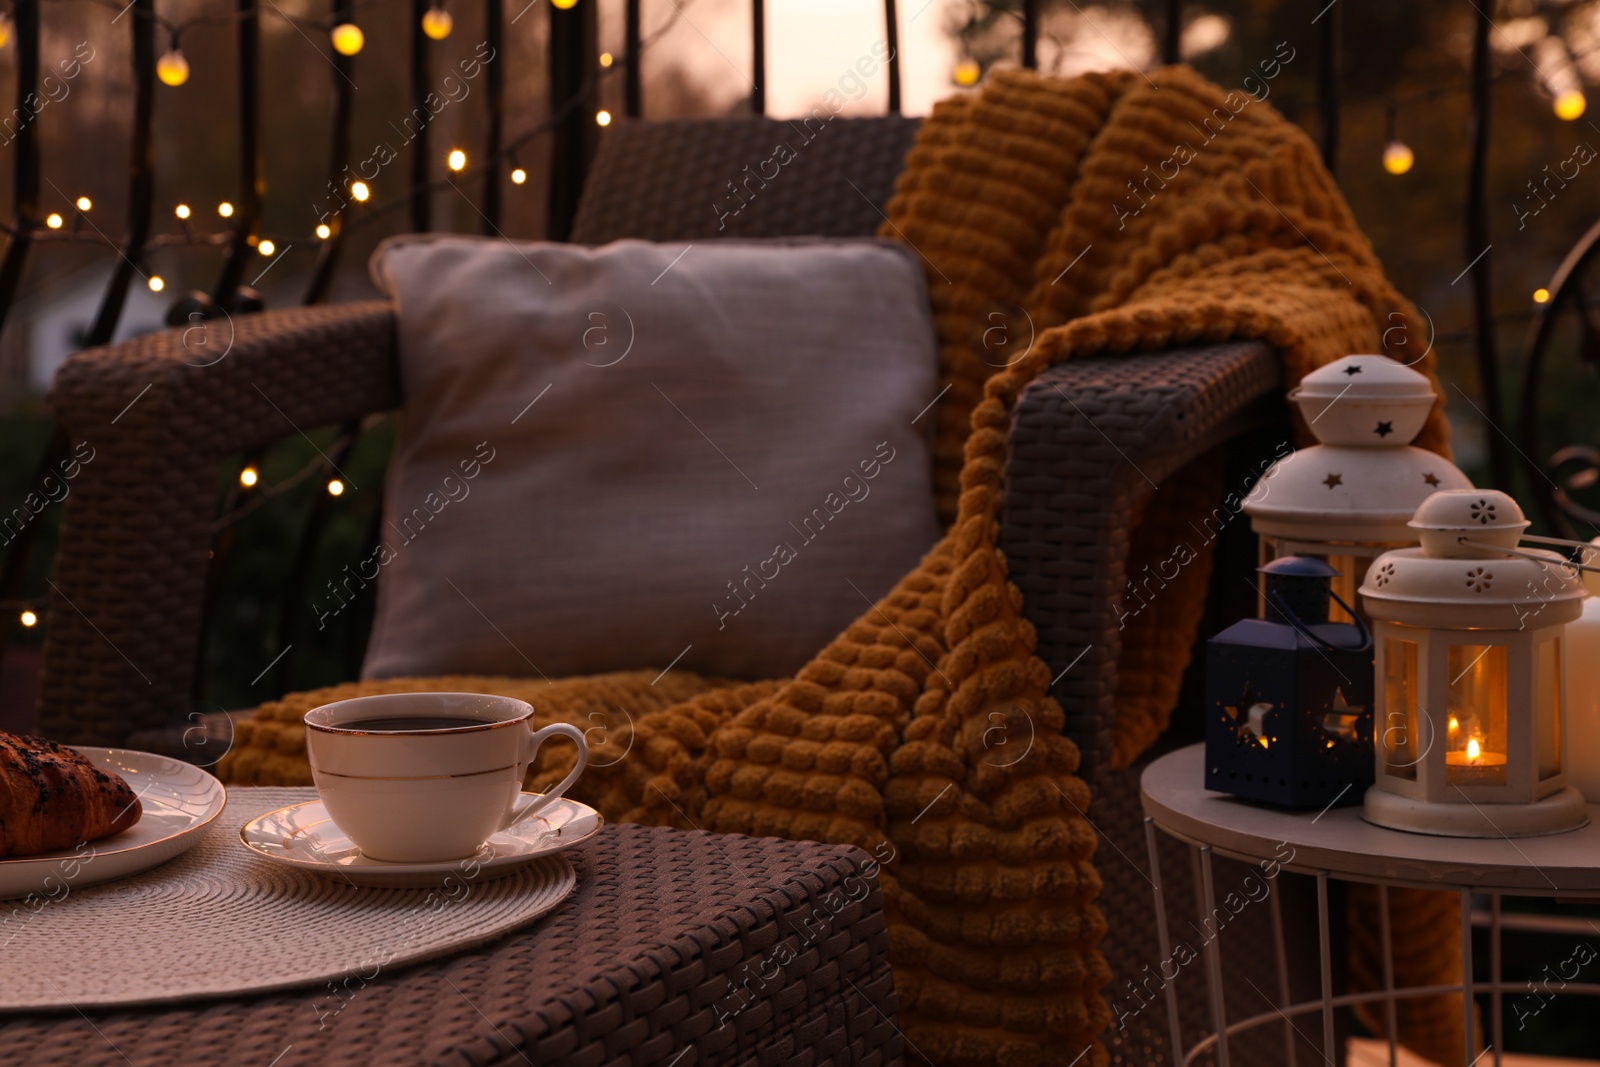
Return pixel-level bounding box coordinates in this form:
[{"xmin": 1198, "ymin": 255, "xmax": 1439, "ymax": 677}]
[
  {"xmin": 1360, "ymin": 489, "xmax": 1588, "ymax": 837},
  {"xmin": 1243, "ymin": 354, "xmax": 1472, "ymax": 625},
  {"xmin": 1205, "ymin": 556, "xmax": 1375, "ymax": 808}
]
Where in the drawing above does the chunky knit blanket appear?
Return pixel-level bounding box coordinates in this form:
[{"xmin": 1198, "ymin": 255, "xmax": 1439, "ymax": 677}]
[{"xmin": 221, "ymin": 67, "xmax": 1468, "ymax": 1066}]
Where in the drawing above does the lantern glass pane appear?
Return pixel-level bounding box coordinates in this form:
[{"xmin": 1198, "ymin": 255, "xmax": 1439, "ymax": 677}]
[
  {"xmin": 1382, "ymin": 637, "xmax": 1419, "ymax": 780},
  {"xmin": 1537, "ymin": 638, "xmax": 1562, "ymax": 781},
  {"xmin": 1328, "ymin": 554, "xmax": 1360, "ymax": 624},
  {"xmin": 1445, "ymin": 644, "xmax": 1509, "ymax": 788}
]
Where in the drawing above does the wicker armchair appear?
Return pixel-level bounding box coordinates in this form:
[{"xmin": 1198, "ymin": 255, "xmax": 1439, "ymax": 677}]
[{"xmin": 41, "ymin": 116, "xmax": 1314, "ymax": 1063}]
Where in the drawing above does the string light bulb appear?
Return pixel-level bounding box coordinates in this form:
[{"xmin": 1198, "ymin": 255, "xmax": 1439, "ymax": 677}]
[
  {"xmin": 1535, "ymin": 287, "xmax": 1552, "ymax": 304},
  {"xmin": 75, "ymin": 196, "xmax": 92, "ymax": 212},
  {"xmin": 447, "ymin": 148, "xmax": 467, "ymax": 171},
  {"xmin": 1555, "ymin": 89, "xmax": 1587, "ymax": 121},
  {"xmin": 1382, "ymin": 140, "xmax": 1414, "ymax": 175},
  {"xmin": 148, "ymin": 275, "xmax": 165, "ymax": 292},
  {"xmin": 327, "ymin": 479, "xmax": 345, "ymax": 496},
  {"xmin": 239, "ymin": 466, "xmax": 259, "ymax": 488},
  {"xmin": 19, "ymin": 610, "xmax": 37, "ymax": 628},
  {"xmin": 350, "ymin": 180, "xmax": 370, "ymax": 202},
  {"xmin": 510, "ymin": 167, "xmax": 527, "ymax": 185},
  {"xmin": 316, "ymin": 223, "xmax": 331, "ymax": 239},
  {"xmin": 330, "ymin": 22, "xmax": 364, "ymax": 56},
  {"xmin": 421, "ymin": 4, "xmax": 452, "ymax": 39},
  {"xmin": 257, "ymin": 239, "xmax": 276, "ymax": 256},
  {"xmin": 45, "ymin": 213, "xmax": 62, "ymax": 229},
  {"xmin": 157, "ymin": 46, "xmax": 190, "ymax": 86},
  {"xmin": 599, "ymin": 52, "xmax": 613, "ymax": 67},
  {"xmin": 174, "ymin": 203, "xmax": 191, "ymax": 220},
  {"xmin": 595, "ymin": 109, "xmax": 612, "ymax": 127},
  {"xmin": 218, "ymin": 201, "xmax": 234, "ymax": 218},
  {"xmin": 953, "ymin": 58, "xmax": 981, "ymax": 88}
]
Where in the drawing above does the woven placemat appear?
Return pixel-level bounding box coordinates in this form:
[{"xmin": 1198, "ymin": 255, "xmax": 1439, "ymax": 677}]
[{"xmin": 0, "ymin": 787, "xmax": 576, "ymax": 1012}]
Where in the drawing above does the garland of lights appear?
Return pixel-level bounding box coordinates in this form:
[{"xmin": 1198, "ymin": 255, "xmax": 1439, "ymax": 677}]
[{"xmin": 2, "ymin": 0, "xmax": 682, "ymax": 300}]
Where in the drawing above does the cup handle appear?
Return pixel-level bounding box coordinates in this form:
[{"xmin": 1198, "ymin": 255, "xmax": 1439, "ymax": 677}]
[{"xmin": 500, "ymin": 722, "xmax": 589, "ymax": 832}]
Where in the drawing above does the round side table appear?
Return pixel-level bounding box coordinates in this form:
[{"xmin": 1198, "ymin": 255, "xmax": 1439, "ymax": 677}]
[{"xmin": 1140, "ymin": 744, "xmax": 1600, "ymax": 1067}]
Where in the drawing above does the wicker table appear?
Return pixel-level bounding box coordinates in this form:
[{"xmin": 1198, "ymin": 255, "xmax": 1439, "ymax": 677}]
[
  {"xmin": 1, "ymin": 794, "xmax": 901, "ymax": 1067},
  {"xmin": 1141, "ymin": 744, "xmax": 1600, "ymax": 1067}
]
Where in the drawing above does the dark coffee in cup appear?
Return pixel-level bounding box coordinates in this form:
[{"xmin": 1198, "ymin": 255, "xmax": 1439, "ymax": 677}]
[{"xmin": 340, "ymin": 716, "xmax": 489, "ymax": 732}]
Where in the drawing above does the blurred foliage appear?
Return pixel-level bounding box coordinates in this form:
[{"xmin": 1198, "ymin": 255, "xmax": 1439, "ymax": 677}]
[
  {"xmin": 198, "ymin": 420, "xmax": 397, "ymax": 710},
  {"xmin": 0, "ymin": 397, "xmax": 62, "ymax": 654}
]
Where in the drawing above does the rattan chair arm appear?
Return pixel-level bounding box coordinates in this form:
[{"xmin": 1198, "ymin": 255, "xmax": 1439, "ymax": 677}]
[
  {"xmin": 38, "ymin": 301, "xmax": 400, "ymax": 745},
  {"xmin": 1000, "ymin": 340, "xmax": 1283, "ymax": 787}
]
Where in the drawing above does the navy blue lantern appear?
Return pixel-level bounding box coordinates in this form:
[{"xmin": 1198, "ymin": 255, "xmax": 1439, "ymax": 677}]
[{"xmin": 1205, "ymin": 556, "xmax": 1375, "ymax": 808}]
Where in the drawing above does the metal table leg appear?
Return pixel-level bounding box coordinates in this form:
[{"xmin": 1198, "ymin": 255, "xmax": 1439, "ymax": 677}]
[
  {"xmin": 1378, "ymin": 884, "xmax": 1399, "ymax": 1067},
  {"xmin": 1144, "ymin": 817, "xmax": 1184, "ymax": 1066},
  {"xmin": 1491, "ymin": 893, "xmax": 1502, "ymax": 1067},
  {"xmin": 1268, "ymin": 870, "xmax": 1300, "ymax": 1067},
  {"xmin": 1462, "ymin": 888, "xmax": 1475, "ymax": 1066},
  {"xmin": 1318, "ymin": 871, "xmax": 1335, "ymax": 1061},
  {"xmin": 1198, "ymin": 845, "xmax": 1231, "ymax": 1067}
]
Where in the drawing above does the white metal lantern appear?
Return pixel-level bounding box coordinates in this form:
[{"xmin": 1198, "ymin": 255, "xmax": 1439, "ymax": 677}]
[
  {"xmin": 1243, "ymin": 354, "xmax": 1472, "ymax": 622},
  {"xmin": 1359, "ymin": 489, "xmax": 1588, "ymax": 837}
]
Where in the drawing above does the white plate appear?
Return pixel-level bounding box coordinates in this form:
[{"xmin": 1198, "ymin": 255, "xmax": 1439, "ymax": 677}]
[
  {"xmin": 0, "ymin": 746, "xmax": 226, "ymax": 901},
  {"xmin": 239, "ymin": 794, "xmax": 604, "ymax": 888}
]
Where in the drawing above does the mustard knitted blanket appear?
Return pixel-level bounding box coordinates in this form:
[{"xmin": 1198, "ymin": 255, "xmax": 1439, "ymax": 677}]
[{"xmin": 221, "ymin": 66, "xmax": 1467, "ymax": 1065}]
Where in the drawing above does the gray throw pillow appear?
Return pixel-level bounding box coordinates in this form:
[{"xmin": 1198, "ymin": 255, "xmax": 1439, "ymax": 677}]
[{"xmin": 359, "ymin": 235, "xmax": 941, "ymax": 682}]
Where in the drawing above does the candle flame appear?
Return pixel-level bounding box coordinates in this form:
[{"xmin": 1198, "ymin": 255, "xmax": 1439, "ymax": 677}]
[
  {"xmin": 1448, "ymin": 715, "xmax": 1460, "ymax": 735},
  {"xmin": 1467, "ymin": 738, "xmax": 1481, "ymax": 764}
]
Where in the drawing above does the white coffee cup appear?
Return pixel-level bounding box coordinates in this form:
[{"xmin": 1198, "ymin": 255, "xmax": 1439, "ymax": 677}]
[{"xmin": 304, "ymin": 692, "xmax": 588, "ymax": 863}]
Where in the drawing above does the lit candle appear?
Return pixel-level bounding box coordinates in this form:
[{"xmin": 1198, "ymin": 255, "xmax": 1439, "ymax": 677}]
[{"xmin": 1445, "ymin": 731, "xmax": 1507, "ymax": 784}]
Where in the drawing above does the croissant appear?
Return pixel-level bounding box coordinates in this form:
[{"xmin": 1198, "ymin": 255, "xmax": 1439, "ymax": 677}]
[{"xmin": 0, "ymin": 733, "xmax": 141, "ymax": 858}]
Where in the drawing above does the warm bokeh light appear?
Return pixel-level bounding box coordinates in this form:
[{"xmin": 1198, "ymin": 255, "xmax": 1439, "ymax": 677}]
[
  {"xmin": 350, "ymin": 180, "xmax": 370, "ymax": 202},
  {"xmin": 330, "ymin": 23, "xmax": 364, "ymax": 56},
  {"xmin": 953, "ymin": 58, "xmax": 981, "ymax": 88},
  {"xmin": 258, "ymin": 239, "xmax": 276, "ymax": 256},
  {"xmin": 148, "ymin": 275, "xmax": 165, "ymax": 292},
  {"xmin": 421, "ymin": 5, "xmax": 453, "ymax": 40},
  {"xmin": 1535, "ymin": 287, "xmax": 1552, "ymax": 304},
  {"xmin": 551, "ymin": 0, "xmax": 578, "ymax": 8},
  {"xmin": 510, "ymin": 167, "xmax": 527, "ymax": 185},
  {"xmin": 156, "ymin": 48, "xmax": 190, "ymax": 86},
  {"xmin": 174, "ymin": 203, "xmax": 191, "ymax": 220},
  {"xmin": 75, "ymin": 196, "xmax": 92, "ymax": 212},
  {"xmin": 45, "ymin": 213, "xmax": 62, "ymax": 229},
  {"xmin": 599, "ymin": 52, "xmax": 613, "ymax": 67},
  {"xmin": 19, "ymin": 610, "xmax": 37, "ymax": 628},
  {"xmin": 316, "ymin": 223, "xmax": 331, "ymax": 239},
  {"xmin": 218, "ymin": 201, "xmax": 235, "ymax": 218},
  {"xmin": 1555, "ymin": 89, "xmax": 1587, "ymax": 121},
  {"xmin": 0, "ymin": 14, "xmax": 13, "ymax": 50},
  {"xmin": 447, "ymin": 149, "xmax": 467, "ymax": 171},
  {"xmin": 1381, "ymin": 140, "xmax": 1414, "ymax": 175},
  {"xmin": 595, "ymin": 109, "xmax": 612, "ymax": 127},
  {"xmin": 239, "ymin": 466, "xmax": 260, "ymax": 488},
  {"xmin": 327, "ymin": 479, "xmax": 345, "ymax": 496}
]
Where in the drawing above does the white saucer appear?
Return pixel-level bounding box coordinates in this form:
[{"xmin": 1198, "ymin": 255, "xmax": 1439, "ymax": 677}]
[
  {"xmin": 0, "ymin": 747, "xmax": 226, "ymax": 901},
  {"xmin": 239, "ymin": 794, "xmax": 604, "ymax": 888}
]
